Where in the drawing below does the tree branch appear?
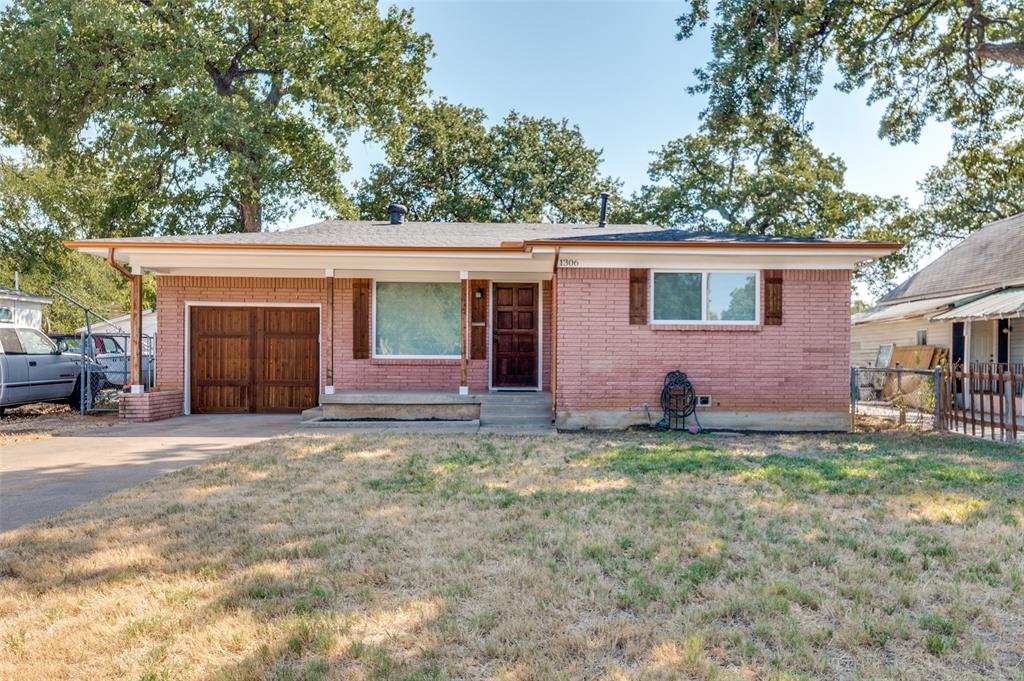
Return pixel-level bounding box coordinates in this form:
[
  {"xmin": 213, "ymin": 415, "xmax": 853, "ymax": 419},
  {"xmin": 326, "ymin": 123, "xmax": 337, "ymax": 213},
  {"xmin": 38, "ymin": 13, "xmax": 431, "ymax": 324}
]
[{"xmin": 975, "ymin": 41, "xmax": 1024, "ymax": 65}]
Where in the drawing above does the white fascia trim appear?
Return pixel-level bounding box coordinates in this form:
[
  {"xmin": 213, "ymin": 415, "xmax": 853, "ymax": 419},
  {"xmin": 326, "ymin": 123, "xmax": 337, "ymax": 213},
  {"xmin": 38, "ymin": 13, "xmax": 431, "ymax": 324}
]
[{"xmin": 83, "ymin": 246, "xmax": 536, "ymax": 260}]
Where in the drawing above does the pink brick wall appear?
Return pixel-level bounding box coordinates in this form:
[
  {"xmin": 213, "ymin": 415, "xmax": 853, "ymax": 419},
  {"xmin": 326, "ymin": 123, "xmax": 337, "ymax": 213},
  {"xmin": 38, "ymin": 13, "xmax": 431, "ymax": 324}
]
[
  {"xmin": 155, "ymin": 276, "xmax": 551, "ymax": 398},
  {"xmin": 554, "ymin": 269, "xmax": 851, "ymax": 412}
]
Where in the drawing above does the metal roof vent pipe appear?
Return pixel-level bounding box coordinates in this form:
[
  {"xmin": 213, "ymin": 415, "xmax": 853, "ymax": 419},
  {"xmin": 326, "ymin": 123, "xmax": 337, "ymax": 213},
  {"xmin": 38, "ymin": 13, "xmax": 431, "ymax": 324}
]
[
  {"xmin": 598, "ymin": 192, "xmax": 609, "ymax": 228},
  {"xmin": 387, "ymin": 203, "xmax": 407, "ymax": 225}
]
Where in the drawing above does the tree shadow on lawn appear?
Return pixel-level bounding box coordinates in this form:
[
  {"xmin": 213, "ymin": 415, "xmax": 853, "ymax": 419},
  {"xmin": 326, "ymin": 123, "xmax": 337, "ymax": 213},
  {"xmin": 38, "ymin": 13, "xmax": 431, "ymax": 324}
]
[{"xmin": 1, "ymin": 431, "xmax": 1022, "ymax": 680}]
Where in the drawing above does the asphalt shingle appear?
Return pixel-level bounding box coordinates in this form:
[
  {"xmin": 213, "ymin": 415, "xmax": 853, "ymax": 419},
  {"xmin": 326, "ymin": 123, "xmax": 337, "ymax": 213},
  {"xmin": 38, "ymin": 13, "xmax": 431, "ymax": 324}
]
[{"xmin": 880, "ymin": 212, "xmax": 1024, "ymax": 303}]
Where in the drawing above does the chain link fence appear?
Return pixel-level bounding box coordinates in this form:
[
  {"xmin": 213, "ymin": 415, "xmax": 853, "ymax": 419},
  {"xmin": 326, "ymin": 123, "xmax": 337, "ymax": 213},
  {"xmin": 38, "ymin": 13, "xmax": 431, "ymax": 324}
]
[{"xmin": 850, "ymin": 366, "xmax": 943, "ymax": 432}]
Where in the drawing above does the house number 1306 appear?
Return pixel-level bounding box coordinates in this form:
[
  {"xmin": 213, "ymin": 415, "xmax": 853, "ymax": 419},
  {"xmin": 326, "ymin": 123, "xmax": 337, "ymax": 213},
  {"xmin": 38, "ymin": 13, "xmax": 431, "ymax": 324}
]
[{"xmin": 558, "ymin": 258, "xmax": 580, "ymax": 267}]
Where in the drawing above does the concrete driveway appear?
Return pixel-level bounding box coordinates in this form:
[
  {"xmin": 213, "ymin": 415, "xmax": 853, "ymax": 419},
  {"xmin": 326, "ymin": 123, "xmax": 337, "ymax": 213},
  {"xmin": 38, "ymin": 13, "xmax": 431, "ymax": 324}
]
[{"xmin": 0, "ymin": 414, "xmax": 299, "ymax": 532}]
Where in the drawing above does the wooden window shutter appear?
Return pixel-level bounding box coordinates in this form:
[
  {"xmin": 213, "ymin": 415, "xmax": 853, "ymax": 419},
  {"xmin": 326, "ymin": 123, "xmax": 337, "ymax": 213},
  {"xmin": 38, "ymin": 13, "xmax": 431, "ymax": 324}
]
[
  {"xmin": 763, "ymin": 270, "xmax": 783, "ymax": 326},
  {"xmin": 629, "ymin": 269, "xmax": 649, "ymax": 325},
  {"xmin": 352, "ymin": 278, "xmax": 371, "ymax": 359},
  {"xmin": 469, "ymin": 279, "xmax": 488, "ymax": 360}
]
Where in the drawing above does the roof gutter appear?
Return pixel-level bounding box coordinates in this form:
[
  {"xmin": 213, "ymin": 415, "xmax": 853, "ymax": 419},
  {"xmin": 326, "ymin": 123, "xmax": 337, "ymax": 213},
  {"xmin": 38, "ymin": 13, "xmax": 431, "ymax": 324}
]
[
  {"xmin": 67, "ymin": 240, "xmax": 530, "ymax": 254},
  {"xmin": 523, "ymin": 239, "xmax": 903, "ymax": 251}
]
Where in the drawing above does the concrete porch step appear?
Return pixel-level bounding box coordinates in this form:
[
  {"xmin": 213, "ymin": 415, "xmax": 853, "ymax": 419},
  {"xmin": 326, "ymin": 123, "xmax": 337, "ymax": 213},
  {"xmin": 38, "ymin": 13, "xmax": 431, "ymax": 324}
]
[
  {"xmin": 301, "ymin": 419, "xmax": 481, "ymax": 433},
  {"xmin": 479, "ymin": 424, "xmax": 556, "ymax": 435},
  {"xmin": 480, "ymin": 414, "xmax": 553, "ymax": 425},
  {"xmin": 479, "ymin": 404, "xmax": 552, "ymax": 417}
]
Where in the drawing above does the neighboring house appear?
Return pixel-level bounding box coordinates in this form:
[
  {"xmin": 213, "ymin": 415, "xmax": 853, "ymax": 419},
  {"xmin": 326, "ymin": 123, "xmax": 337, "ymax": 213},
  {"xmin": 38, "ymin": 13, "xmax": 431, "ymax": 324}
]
[
  {"xmin": 852, "ymin": 212, "xmax": 1024, "ymax": 369},
  {"xmin": 65, "ymin": 217, "xmax": 896, "ymax": 430},
  {"xmin": 0, "ymin": 287, "xmax": 52, "ymax": 329},
  {"xmin": 75, "ymin": 309, "xmax": 158, "ymax": 345}
]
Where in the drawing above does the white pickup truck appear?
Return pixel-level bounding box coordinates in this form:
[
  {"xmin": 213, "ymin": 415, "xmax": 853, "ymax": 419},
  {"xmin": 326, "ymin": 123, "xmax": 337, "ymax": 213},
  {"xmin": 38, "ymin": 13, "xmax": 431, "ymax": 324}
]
[{"xmin": 0, "ymin": 326, "xmax": 102, "ymax": 415}]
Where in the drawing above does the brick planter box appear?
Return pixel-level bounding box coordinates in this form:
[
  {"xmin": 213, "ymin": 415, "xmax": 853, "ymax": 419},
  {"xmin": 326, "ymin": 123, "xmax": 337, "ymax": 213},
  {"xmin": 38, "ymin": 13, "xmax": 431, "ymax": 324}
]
[{"xmin": 119, "ymin": 389, "xmax": 184, "ymax": 422}]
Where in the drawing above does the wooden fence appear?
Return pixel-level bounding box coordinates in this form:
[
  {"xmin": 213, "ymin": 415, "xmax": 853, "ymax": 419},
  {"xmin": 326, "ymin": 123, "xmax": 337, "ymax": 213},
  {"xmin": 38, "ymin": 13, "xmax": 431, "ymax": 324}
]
[{"xmin": 941, "ymin": 363, "xmax": 1023, "ymax": 442}]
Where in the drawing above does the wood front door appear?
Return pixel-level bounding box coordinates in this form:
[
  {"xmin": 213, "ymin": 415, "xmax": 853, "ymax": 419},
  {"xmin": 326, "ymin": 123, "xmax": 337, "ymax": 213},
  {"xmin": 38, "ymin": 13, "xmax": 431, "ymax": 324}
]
[
  {"xmin": 492, "ymin": 283, "xmax": 538, "ymax": 388},
  {"xmin": 190, "ymin": 306, "xmax": 319, "ymax": 414}
]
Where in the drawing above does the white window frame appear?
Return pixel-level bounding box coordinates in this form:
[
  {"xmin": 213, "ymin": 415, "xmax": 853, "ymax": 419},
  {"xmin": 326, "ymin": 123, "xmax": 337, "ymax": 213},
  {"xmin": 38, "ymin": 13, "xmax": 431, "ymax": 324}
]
[
  {"xmin": 371, "ymin": 280, "xmax": 462, "ymax": 360},
  {"xmin": 650, "ymin": 270, "xmax": 761, "ymax": 325}
]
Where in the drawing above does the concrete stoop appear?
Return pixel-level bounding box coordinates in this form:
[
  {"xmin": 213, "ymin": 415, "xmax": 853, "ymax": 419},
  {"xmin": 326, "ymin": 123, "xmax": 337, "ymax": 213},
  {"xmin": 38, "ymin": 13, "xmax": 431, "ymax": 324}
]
[
  {"xmin": 479, "ymin": 391, "xmax": 555, "ymax": 433},
  {"xmin": 300, "ymin": 391, "xmax": 556, "ymax": 434}
]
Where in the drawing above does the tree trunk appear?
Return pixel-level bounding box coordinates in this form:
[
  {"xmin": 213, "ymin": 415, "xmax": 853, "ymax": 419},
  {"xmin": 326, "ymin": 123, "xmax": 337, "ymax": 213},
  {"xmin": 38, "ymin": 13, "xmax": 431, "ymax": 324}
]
[
  {"xmin": 240, "ymin": 200, "xmax": 262, "ymax": 232},
  {"xmin": 976, "ymin": 41, "xmax": 1024, "ymax": 66}
]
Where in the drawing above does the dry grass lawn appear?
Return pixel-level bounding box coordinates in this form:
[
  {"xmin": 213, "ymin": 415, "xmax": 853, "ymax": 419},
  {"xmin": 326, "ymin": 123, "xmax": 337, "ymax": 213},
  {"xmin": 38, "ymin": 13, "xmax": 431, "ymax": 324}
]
[
  {"xmin": 0, "ymin": 403, "xmax": 117, "ymax": 445},
  {"xmin": 1, "ymin": 431, "xmax": 1022, "ymax": 680}
]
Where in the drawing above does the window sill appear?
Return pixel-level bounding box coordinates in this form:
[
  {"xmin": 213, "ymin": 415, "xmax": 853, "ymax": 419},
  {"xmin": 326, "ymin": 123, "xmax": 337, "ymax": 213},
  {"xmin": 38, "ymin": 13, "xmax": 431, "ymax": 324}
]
[
  {"xmin": 649, "ymin": 324, "xmax": 763, "ymax": 333},
  {"xmin": 369, "ymin": 358, "xmax": 461, "ymax": 366}
]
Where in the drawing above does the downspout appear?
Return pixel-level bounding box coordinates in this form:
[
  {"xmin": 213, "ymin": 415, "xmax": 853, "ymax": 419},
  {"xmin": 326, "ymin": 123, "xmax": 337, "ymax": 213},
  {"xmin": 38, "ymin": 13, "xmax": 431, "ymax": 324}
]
[
  {"xmin": 550, "ymin": 247, "xmax": 559, "ymax": 420},
  {"xmin": 107, "ymin": 248, "xmax": 132, "ymax": 278}
]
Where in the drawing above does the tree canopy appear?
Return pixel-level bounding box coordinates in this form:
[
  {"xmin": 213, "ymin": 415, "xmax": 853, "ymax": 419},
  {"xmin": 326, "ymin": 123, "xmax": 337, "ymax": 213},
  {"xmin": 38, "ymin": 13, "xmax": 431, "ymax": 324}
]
[
  {"xmin": 0, "ymin": 0, "xmax": 432, "ymax": 234},
  {"xmin": 354, "ymin": 100, "xmax": 618, "ymax": 223},
  {"xmin": 677, "ymin": 0, "xmax": 1024, "ymax": 143},
  {"xmin": 917, "ymin": 134, "xmax": 1024, "ymax": 240},
  {"xmin": 633, "ymin": 117, "xmax": 904, "ymax": 238},
  {"xmin": 666, "ymin": 0, "xmax": 1024, "ymax": 291},
  {"xmin": 0, "ymin": 160, "xmax": 133, "ymax": 331}
]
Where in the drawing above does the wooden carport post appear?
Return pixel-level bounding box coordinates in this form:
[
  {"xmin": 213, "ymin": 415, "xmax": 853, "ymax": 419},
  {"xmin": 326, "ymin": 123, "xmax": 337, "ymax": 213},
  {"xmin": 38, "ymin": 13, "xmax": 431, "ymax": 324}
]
[
  {"xmin": 324, "ymin": 268, "xmax": 335, "ymax": 395},
  {"xmin": 129, "ymin": 267, "xmax": 143, "ymax": 390},
  {"xmin": 107, "ymin": 249, "xmax": 144, "ymax": 391},
  {"xmin": 550, "ymin": 248, "xmax": 559, "ymax": 419},
  {"xmin": 460, "ymin": 271, "xmax": 469, "ymax": 395}
]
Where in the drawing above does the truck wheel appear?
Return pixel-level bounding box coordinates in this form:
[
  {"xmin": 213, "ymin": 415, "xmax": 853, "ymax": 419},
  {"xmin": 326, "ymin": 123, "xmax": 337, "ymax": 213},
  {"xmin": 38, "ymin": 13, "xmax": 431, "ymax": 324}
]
[
  {"xmin": 68, "ymin": 377, "xmax": 101, "ymax": 411},
  {"xmin": 68, "ymin": 378, "xmax": 85, "ymax": 411}
]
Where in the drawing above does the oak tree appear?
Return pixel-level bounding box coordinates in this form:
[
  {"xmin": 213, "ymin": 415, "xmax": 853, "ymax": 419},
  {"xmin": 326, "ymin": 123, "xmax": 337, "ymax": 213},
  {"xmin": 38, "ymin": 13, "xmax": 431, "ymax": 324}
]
[
  {"xmin": 0, "ymin": 0, "xmax": 432, "ymax": 234},
  {"xmin": 354, "ymin": 101, "xmax": 619, "ymax": 223}
]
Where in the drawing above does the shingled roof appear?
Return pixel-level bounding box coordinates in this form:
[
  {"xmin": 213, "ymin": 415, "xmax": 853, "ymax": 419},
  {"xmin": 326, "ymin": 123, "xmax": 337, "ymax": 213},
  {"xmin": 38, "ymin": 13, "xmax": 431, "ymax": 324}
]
[
  {"xmin": 541, "ymin": 229, "xmax": 881, "ymax": 245},
  {"xmin": 67, "ymin": 221, "xmax": 895, "ymax": 250},
  {"xmin": 69, "ymin": 221, "xmax": 656, "ymax": 249},
  {"xmin": 880, "ymin": 212, "xmax": 1024, "ymax": 304}
]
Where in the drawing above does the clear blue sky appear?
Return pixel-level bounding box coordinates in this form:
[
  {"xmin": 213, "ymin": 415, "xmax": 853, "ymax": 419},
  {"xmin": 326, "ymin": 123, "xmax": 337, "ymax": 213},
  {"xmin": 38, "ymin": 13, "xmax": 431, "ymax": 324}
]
[{"xmin": 297, "ymin": 0, "xmax": 954, "ymax": 229}]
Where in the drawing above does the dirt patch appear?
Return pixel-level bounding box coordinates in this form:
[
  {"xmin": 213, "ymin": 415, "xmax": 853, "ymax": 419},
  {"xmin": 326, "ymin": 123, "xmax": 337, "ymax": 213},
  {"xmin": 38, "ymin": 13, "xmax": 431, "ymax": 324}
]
[{"xmin": 0, "ymin": 403, "xmax": 118, "ymax": 445}]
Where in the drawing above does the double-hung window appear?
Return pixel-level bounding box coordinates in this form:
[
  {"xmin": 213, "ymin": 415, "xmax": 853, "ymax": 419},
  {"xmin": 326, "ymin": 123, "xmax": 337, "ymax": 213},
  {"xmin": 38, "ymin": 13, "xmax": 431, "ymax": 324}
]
[
  {"xmin": 652, "ymin": 271, "xmax": 759, "ymax": 324},
  {"xmin": 373, "ymin": 281, "xmax": 461, "ymax": 358}
]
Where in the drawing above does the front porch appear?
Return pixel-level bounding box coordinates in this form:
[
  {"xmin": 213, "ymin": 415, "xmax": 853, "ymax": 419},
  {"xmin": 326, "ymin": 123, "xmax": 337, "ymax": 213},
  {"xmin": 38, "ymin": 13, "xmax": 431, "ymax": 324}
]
[{"xmin": 302, "ymin": 390, "xmax": 554, "ymax": 432}]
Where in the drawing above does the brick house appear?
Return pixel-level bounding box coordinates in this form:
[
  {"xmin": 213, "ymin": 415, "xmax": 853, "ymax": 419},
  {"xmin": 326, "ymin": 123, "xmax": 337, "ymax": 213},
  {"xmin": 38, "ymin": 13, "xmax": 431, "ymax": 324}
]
[{"xmin": 66, "ymin": 217, "xmax": 897, "ymax": 429}]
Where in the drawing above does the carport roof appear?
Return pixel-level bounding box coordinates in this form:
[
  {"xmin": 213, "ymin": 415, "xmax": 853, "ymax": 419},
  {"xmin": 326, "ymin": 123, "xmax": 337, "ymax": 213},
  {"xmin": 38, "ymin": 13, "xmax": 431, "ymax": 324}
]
[{"xmin": 931, "ymin": 287, "xmax": 1024, "ymax": 321}]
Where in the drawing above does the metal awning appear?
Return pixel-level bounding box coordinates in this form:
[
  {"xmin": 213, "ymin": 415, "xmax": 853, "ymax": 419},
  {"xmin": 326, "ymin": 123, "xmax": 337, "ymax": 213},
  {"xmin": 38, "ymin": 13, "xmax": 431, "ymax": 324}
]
[
  {"xmin": 931, "ymin": 287, "xmax": 1024, "ymax": 322},
  {"xmin": 851, "ymin": 294, "xmax": 964, "ymax": 324}
]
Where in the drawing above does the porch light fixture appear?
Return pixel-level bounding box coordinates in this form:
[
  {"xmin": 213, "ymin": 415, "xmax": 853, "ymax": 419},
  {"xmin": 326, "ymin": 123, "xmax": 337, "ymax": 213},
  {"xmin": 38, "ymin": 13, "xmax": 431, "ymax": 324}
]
[{"xmin": 475, "ymin": 287, "xmax": 484, "ymax": 299}]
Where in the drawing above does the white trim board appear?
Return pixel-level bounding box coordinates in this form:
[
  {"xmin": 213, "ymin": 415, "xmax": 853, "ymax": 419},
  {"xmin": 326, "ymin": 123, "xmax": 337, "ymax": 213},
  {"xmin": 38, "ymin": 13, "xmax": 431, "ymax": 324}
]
[{"xmin": 182, "ymin": 301, "xmax": 322, "ymax": 415}]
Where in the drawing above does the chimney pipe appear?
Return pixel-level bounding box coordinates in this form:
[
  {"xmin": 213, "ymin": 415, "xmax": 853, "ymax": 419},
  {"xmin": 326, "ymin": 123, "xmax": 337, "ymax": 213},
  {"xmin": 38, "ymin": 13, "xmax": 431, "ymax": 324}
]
[
  {"xmin": 387, "ymin": 203, "xmax": 408, "ymax": 225},
  {"xmin": 598, "ymin": 192, "xmax": 609, "ymax": 228}
]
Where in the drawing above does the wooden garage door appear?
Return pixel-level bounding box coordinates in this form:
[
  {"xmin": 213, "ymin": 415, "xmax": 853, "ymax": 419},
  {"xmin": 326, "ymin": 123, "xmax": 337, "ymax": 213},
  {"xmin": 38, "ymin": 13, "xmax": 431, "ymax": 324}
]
[{"xmin": 190, "ymin": 307, "xmax": 319, "ymax": 414}]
